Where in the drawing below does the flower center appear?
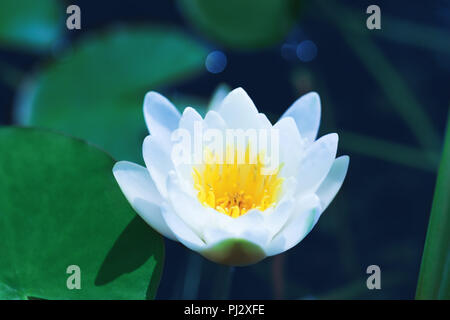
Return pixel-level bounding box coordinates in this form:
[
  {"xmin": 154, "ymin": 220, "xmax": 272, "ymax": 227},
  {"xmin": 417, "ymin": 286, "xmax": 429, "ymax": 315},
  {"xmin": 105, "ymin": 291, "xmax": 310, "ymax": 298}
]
[{"xmin": 192, "ymin": 146, "xmax": 283, "ymax": 218}]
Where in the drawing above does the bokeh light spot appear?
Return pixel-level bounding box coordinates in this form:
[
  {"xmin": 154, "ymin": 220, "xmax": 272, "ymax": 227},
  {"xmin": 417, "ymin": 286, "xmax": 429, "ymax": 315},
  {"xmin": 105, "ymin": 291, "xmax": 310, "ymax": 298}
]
[
  {"xmin": 296, "ymin": 40, "xmax": 317, "ymax": 62},
  {"xmin": 205, "ymin": 50, "xmax": 227, "ymax": 74}
]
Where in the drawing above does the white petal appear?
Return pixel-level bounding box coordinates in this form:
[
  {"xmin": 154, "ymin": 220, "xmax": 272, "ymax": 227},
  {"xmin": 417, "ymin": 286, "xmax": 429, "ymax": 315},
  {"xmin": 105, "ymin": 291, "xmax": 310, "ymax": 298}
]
[
  {"xmin": 315, "ymin": 156, "xmax": 349, "ymax": 223},
  {"xmin": 281, "ymin": 92, "xmax": 321, "ymax": 143},
  {"xmin": 143, "ymin": 91, "xmax": 180, "ymax": 138},
  {"xmin": 166, "ymin": 172, "xmax": 271, "ymax": 265},
  {"xmin": 265, "ymin": 194, "xmax": 320, "ymax": 256},
  {"xmin": 173, "ymin": 107, "xmax": 203, "ymax": 181},
  {"xmin": 202, "ymin": 227, "xmax": 234, "ymax": 247},
  {"xmin": 206, "ymin": 210, "xmax": 271, "ymax": 248},
  {"xmin": 204, "ymin": 110, "xmax": 227, "ymax": 131},
  {"xmin": 166, "ymin": 172, "xmax": 213, "ymax": 236},
  {"xmin": 273, "ymin": 117, "xmax": 304, "ymax": 178},
  {"xmin": 296, "ymin": 133, "xmax": 338, "ymax": 195},
  {"xmin": 142, "ymin": 135, "xmax": 173, "ymax": 197},
  {"xmin": 257, "ymin": 113, "xmax": 272, "ymax": 129},
  {"xmin": 200, "ymin": 214, "xmax": 269, "ymax": 266},
  {"xmin": 160, "ymin": 204, "xmax": 206, "ymax": 251},
  {"xmin": 216, "ymin": 87, "xmax": 260, "ymax": 129},
  {"xmin": 112, "ymin": 161, "xmax": 176, "ymax": 240},
  {"xmin": 263, "ymin": 198, "xmax": 295, "ymax": 238},
  {"xmin": 222, "ymin": 209, "xmax": 264, "ymax": 232},
  {"xmin": 179, "ymin": 107, "xmax": 203, "ymax": 136}
]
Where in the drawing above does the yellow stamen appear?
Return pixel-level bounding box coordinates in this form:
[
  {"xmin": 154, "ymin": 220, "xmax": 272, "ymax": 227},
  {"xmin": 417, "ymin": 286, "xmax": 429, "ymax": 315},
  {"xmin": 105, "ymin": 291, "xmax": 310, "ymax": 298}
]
[{"xmin": 192, "ymin": 145, "xmax": 284, "ymax": 218}]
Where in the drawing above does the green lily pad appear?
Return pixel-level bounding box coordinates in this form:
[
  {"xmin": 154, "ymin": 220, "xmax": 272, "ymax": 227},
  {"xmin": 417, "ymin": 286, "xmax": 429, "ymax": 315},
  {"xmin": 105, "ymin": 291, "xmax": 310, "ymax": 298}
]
[
  {"xmin": 0, "ymin": 0, "xmax": 61, "ymax": 51},
  {"xmin": 0, "ymin": 127, "xmax": 164, "ymax": 300},
  {"xmin": 17, "ymin": 27, "xmax": 207, "ymax": 163},
  {"xmin": 178, "ymin": 0, "xmax": 303, "ymax": 49}
]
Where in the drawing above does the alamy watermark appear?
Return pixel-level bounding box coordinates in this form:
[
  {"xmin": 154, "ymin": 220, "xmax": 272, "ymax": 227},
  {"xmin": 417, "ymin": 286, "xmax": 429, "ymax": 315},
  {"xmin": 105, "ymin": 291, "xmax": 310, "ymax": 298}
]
[
  {"xmin": 66, "ymin": 265, "xmax": 81, "ymax": 290},
  {"xmin": 366, "ymin": 265, "xmax": 381, "ymax": 290},
  {"xmin": 66, "ymin": 5, "xmax": 81, "ymax": 30},
  {"xmin": 170, "ymin": 121, "xmax": 281, "ymax": 175},
  {"xmin": 366, "ymin": 5, "xmax": 381, "ymax": 30}
]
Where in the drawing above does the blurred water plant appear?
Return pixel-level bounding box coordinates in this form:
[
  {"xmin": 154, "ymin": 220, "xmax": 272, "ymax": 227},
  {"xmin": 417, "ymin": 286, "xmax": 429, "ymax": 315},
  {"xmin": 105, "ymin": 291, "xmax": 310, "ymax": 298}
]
[
  {"xmin": 0, "ymin": 0, "xmax": 61, "ymax": 51},
  {"xmin": 181, "ymin": 253, "xmax": 203, "ymax": 299},
  {"xmin": 178, "ymin": 0, "xmax": 303, "ymax": 50},
  {"xmin": 313, "ymin": 2, "xmax": 449, "ymax": 298},
  {"xmin": 291, "ymin": 69, "xmax": 440, "ymax": 172},
  {"xmin": 416, "ymin": 110, "xmax": 450, "ymax": 300},
  {"xmin": 335, "ymin": 6, "xmax": 450, "ymax": 56},
  {"xmin": 0, "ymin": 59, "xmax": 23, "ymax": 89},
  {"xmin": 315, "ymin": 0, "xmax": 440, "ymax": 161},
  {"xmin": 340, "ymin": 131, "xmax": 440, "ymax": 173},
  {"xmin": 15, "ymin": 26, "xmax": 207, "ymax": 163}
]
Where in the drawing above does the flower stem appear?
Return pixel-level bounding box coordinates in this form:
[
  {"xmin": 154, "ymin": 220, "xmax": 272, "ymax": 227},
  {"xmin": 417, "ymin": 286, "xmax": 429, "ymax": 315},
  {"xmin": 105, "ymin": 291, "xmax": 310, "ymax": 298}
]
[
  {"xmin": 181, "ymin": 252, "xmax": 203, "ymax": 299},
  {"xmin": 211, "ymin": 265, "xmax": 234, "ymax": 299}
]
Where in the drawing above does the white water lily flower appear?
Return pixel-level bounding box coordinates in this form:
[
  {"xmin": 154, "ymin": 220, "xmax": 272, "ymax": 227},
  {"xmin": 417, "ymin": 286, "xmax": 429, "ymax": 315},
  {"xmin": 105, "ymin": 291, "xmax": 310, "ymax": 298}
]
[{"xmin": 113, "ymin": 88, "xmax": 349, "ymax": 266}]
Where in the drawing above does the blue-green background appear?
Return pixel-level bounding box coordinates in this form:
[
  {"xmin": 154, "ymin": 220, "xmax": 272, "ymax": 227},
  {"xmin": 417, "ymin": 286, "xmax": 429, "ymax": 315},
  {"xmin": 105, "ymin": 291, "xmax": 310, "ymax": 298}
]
[{"xmin": 0, "ymin": 0, "xmax": 449, "ymax": 299}]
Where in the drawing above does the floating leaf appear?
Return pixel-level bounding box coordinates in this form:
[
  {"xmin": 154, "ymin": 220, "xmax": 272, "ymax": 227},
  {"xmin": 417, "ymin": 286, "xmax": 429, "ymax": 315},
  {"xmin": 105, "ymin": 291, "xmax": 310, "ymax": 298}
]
[
  {"xmin": 17, "ymin": 27, "xmax": 207, "ymax": 163},
  {"xmin": 0, "ymin": 127, "xmax": 164, "ymax": 299},
  {"xmin": 178, "ymin": 0, "xmax": 302, "ymax": 49},
  {"xmin": 0, "ymin": 0, "xmax": 61, "ymax": 51}
]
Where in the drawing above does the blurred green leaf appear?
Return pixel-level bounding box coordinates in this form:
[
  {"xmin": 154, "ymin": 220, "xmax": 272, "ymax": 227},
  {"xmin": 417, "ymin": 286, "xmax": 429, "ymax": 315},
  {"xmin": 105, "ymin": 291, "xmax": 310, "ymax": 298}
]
[
  {"xmin": 340, "ymin": 131, "xmax": 440, "ymax": 172},
  {"xmin": 178, "ymin": 0, "xmax": 302, "ymax": 49},
  {"xmin": 0, "ymin": 0, "xmax": 61, "ymax": 51},
  {"xmin": 0, "ymin": 127, "xmax": 164, "ymax": 299},
  {"xmin": 17, "ymin": 27, "xmax": 207, "ymax": 163},
  {"xmin": 316, "ymin": 0, "xmax": 440, "ymax": 158},
  {"xmin": 416, "ymin": 111, "xmax": 450, "ymax": 300},
  {"xmin": 330, "ymin": 6, "xmax": 450, "ymax": 55},
  {"xmin": 380, "ymin": 16, "xmax": 450, "ymax": 55}
]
